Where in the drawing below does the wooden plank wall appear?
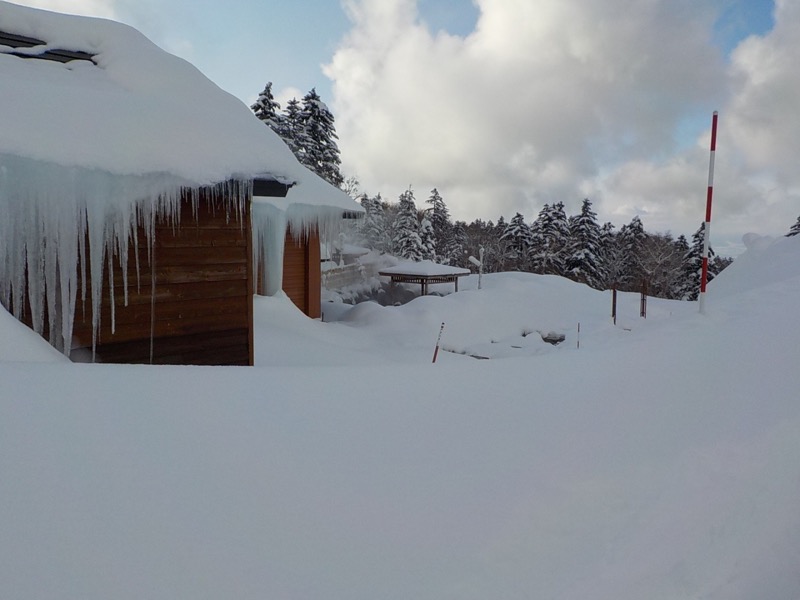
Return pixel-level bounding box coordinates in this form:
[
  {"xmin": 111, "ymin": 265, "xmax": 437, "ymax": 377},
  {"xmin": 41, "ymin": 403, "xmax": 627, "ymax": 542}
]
[
  {"xmin": 69, "ymin": 192, "xmax": 254, "ymax": 366},
  {"xmin": 282, "ymin": 228, "xmax": 321, "ymax": 319}
]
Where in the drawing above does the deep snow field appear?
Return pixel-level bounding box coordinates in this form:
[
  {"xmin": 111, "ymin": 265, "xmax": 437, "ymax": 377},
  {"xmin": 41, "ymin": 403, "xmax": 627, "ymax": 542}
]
[{"xmin": 2, "ymin": 234, "xmax": 799, "ymax": 600}]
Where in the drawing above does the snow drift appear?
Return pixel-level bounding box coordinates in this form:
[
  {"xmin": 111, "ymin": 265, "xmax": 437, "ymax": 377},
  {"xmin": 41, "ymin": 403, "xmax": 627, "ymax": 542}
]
[{"xmin": 1, "ymin": 235, "xmax": 799, "ymax": 599}]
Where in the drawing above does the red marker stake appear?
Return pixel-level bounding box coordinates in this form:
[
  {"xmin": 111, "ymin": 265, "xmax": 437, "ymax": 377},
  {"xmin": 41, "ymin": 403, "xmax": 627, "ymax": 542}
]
[{"xmin": 432, "ymin": 322, "xmax": 445, "ymax": 363}]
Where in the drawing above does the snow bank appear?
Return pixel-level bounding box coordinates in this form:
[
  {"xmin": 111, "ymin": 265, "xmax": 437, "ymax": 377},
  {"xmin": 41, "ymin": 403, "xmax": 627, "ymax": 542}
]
[
  {"xmin": 1, "ymin": 232, "xmax": 800, "ymax": 598},
  {"xmin": 708, "ymin": 233, "xmax": 800, "ymax": 299},
  {"xmin": 0, "ymin": 302, "xmax": 68, "ymax": 363}
]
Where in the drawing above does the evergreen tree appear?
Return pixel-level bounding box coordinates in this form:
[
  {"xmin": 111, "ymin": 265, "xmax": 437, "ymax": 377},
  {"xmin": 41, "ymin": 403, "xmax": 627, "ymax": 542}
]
[
  {"xmin": 670, "ymin": 234, "xmax": 690, "ymax": 298},
  {"xmin": 530, "ymin": 203, "xmax": 569, "ymax": 275},
  {"xmin": 359, "ymin": 193, "xmax": 389, "ymax": 252},
  {"xmin": 450, "ymin": 221, "xmax": 468, "ymax": 268},
  {"xmin": 618, "ymin": 215, "xmax": 647, "ymax": 289},
  {"xmin": 787, "ymin": 215, "xmax": 800, "ymax": 237},
  {"xmin": 419, "ymin": 217, "xmax": 436, "ymax": 261},
  {"xmin": 426, "ymin": 188, "xmax": 454, "ymax": 262},
  {"xmin": 565, "ymin": 198, "xmax": 605, "ymax": 289},
  {"xmin": 679, "ymin": 223, "xmax": 715, "ymax": 300},
  {"xmin": 500, "ymin": 212, "xmax": 533, "ymax": 271},
  {"xmin": 492, "ymin": 216, "xmax": 510, "ymax": 271},
  {"xmin": 599, "ymin": 221, "xmax": 622, "ymax": 288},
  {"xmin": 299, "ymin": 88, "xmax": 343, "ymax": 188},
  {"xmin": 392, "ymin": 189, "xmax": 424, "ymax": 261},
  {"xmin": 281, "ymin": 98, "xmax": 306, "ymax": 156},
  {"xmin": 251, "ymin": 82, "xmax": 283, "ymax": 132}
]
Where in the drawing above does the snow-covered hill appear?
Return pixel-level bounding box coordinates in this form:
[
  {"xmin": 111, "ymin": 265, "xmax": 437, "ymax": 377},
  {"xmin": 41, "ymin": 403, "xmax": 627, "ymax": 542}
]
[{"xmin": 2, "ymin": 235, "xmax": 799, "ymax": 600}]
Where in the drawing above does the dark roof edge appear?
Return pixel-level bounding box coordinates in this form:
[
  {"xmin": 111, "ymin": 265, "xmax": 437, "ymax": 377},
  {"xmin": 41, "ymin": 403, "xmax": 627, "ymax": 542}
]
[{"xmin": 0, "ymin": 30, "xmax": 95, "ymax": 63}]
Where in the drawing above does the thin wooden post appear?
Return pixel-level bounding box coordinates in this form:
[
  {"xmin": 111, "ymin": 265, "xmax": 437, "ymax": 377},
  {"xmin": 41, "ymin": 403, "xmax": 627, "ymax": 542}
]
[
  {"xmin": 612, "ymin": 286, "xmax": 617, "ymax": 325},
  {"xmin": 640, "ymin": 279, "xmax": 648, "ymax": 318}
]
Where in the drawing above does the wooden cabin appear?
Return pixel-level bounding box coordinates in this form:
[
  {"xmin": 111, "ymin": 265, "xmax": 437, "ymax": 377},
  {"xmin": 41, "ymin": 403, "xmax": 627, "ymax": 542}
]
[{"xmin": 0, "ymin": 2, "xmax": 361, "ymax": 366}]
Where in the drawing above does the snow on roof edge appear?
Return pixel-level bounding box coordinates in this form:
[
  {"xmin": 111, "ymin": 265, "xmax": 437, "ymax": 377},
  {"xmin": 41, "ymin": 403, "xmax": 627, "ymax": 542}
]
[
  {"xmin": 0, "ymin": 1, "xmax": 362, "ymax": 215},
  {"xmin": 0, "ymin": 6, "xmax": 270, "ymax": 180}
]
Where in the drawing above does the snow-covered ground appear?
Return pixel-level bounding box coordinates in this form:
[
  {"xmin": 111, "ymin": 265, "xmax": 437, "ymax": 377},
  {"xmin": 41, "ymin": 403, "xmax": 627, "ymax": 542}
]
[{"xmin": 2, "ymin": 234, "xmax": 799, "ymax": 600}]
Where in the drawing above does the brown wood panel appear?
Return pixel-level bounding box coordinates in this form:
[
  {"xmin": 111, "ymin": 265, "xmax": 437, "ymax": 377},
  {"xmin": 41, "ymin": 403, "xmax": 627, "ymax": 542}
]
[
  {"xmin": 306, "ymin": 229, "xmax": 321, "ymax": 318},
  {"xmin": 71, "ymin": 328, "xmax": 251, "ymax": 366},
  {"xmin": 281, "ymin": 228, "xmax": 321, "ymax": 318},
  {"xmin": 89, "ymin": 279, "xmax": 250, "ymax": 307},
  {"xmin": 74, "ymin": 295, "xmax": 249, "ymax": 329},
  {"xmin": 68, "ymin": 189, "xmax": 254, "ymax": 365},
  {"xmin": 8, "ymin": 184, "xmax": 261, "ymax": 365},
  {"xmin": 282, "ymin": 230, "xmax": 308, "ymax": 314},
  {"xmin": 150, "ymin": 229, "xmax": 247, "ymax": 248}
]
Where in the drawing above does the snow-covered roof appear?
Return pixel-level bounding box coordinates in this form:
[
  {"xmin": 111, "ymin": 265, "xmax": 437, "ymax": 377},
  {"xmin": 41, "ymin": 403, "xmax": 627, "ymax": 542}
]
[
  {"xmin": 379, "ymin": 261, "xmax": 471, "ymax": 277},
  {"xmin": 0, "ymin": 0, "xmax": 358, "ymax": 214}
]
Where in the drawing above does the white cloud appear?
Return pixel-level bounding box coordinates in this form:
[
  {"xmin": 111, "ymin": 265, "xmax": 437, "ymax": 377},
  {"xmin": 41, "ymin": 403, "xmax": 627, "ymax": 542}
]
[{"xmin": 327, "ymin": 0, "xmax": 798, "ymax": 244}]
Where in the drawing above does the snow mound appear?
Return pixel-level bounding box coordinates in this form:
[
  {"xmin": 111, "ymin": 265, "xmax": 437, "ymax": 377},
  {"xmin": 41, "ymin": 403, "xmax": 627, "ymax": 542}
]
[{"xmin": 709, "ymin": 234, "xmax": 800, "ymax": 299}]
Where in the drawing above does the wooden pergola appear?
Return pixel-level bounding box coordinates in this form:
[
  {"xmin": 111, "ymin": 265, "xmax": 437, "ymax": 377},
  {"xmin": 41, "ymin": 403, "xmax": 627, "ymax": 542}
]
[{"xmin": 379, "ymin": 263, "xmax": 471, "ymax": 296}]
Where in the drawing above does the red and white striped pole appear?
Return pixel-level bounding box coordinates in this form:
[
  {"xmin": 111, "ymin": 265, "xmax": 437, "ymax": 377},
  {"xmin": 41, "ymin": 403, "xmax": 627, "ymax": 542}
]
[
  {"xmin": 699, "ymin": 110, "xmax": 718, "ymax": 314},
  {"xmin": 432, "ymin": 322, "xmax": 445, "ymax": 363}
]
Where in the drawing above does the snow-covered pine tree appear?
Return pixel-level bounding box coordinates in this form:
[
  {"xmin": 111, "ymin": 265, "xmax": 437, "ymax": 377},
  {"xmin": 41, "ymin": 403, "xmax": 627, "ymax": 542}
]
[
  {"xmin": 565, "ymin": 198, "xmax": 605, "ymax": 289},
  {"xmin": 550, "ymin": 202, "xmax": 571, "ymax": 274},
  {"xmin": 530, "ymin": 203, "xmax": 569, "ymax": 275},
  {"xmin": 500, "ymin": 212, "xmax": 533, "ymax": 271},
  {"xmin": 599, "ymin": 221, "xmax": 621, "ymax": 289},
  {"xmin": 618, "ymin": 215, "xmax": 647, "ymax": 289},
  {"xmin": 529, "ymin": 204, "xmax": 549, "ymax": 273},
  {"xmin": 450, "ymin": 221, "xmax": 468, "ymax": 268},
  {"xmin": 251, "ymin": 82, "xmax": 283, "ymax": 132},
  {"xmin": 299, "ymin": 88, "xmax": 343, "ymax": 188},
  {"xmin": 787, "ymin": 215, "xmax": 800, "ymax": 237},
  {"xmin": 419, "ymin": 217, "xmax": 436, "ymax": 261},
  {"xmin": 426, "ymin": 188, "xmax": 454, "ymax": 263},
  {"xmin": 668, "ymin": 234, "xmax": 690, "ymax": 299},
  {"xmin": 679, "ymin": 223, "xmax": 715, "ymax": 301},
  {"xmin": 281, "ymin": 97, "xmax": 306, "ymax": 157},
  {"xmin": 391, "ymin": 188, "xmax": 424, "ymax": 261},
  {"xmin": 358, "ymin": 193, "xmax": 389, "ymax": 252}
]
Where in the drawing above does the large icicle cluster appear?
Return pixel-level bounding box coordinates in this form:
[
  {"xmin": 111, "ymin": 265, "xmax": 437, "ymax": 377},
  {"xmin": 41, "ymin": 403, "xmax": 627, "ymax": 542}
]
[
  {"xmin": 252, "ymin": 196, "xmax": 354, "ymax": 297},
  {"xmin": 0, "ymin": 153, "xmax": 248, "ymax": 358}
]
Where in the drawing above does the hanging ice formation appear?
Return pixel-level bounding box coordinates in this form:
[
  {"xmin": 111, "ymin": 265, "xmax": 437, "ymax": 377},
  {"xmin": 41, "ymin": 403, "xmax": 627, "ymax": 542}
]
[
  {"xmin": 251, "ymin": 193, "xmax": 352, "ymax": 298},
  {"xmin": 0, "ymin": 153, "xmax": 249, "ymax": 359}
]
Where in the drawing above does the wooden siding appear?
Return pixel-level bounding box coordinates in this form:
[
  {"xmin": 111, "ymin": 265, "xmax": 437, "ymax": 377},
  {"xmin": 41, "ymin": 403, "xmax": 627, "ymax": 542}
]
[
  {"xmin": 282, "ymin": 228, "xmax": 321, "ymax": 319},
  {"xmin": 67, "ymin": 192, "xmax": 254, "ymax": 365}
]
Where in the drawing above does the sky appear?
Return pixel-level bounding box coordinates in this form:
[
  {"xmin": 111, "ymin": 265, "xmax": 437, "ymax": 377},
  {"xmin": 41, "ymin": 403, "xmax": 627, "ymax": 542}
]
[{"xmin": 10, "ymin": 0, "xmax": 791, "ymax": 255}]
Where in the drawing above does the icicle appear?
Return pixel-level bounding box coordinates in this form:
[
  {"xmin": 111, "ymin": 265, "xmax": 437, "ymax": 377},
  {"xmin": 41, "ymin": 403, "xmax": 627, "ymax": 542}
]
[
  {"xmin": 149, "ymin": 243, "xmax": 156, "ymax": 365},
  {"xmin": 251, "ymin": 200, "xmax": 287, "ymax": 297},
  {"xmin": 107, "ymin": 245, "xmax": 115, "ymax": 335},
  {"xmin": 0, "ymin": 153, "xmax": 193, "ymax": 357},
  {"xmin": 78, "ymin": 210, "xmax": 88, "ymax": 321},
  {"xmin": 24, "ymin": 227, "xmax": 44, "ymax": 335}
]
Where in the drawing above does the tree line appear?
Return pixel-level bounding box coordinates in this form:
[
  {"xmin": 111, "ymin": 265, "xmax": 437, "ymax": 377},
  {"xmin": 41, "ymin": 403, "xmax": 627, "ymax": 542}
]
[
  {"xmin": 355, "ymin": 189, "xmax": 732, "ymax": 300},
  {"xmin": 249, "ymin": 81, "xmax": 800, "ymax": 300}
]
